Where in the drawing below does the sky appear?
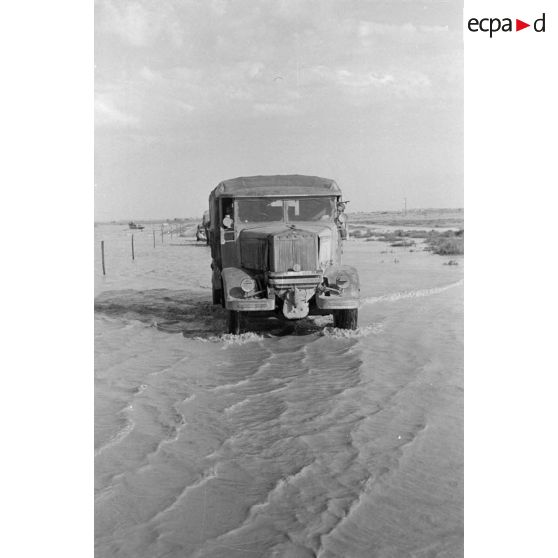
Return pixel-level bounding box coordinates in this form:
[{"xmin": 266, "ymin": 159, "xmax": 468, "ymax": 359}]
[{"xmin": 94, "ymin": 0, "xmax": 463, "ymax": 221}]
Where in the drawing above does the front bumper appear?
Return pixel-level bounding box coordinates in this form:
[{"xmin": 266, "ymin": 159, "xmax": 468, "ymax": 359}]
[
  {"xmin": 222, "ymin": 267, "xmax": 359, "ymax": 312},
  {"xmin": 267, "ymin": 271, "xmax": 322, "ymax": 289},
  {"xmin": 226, "ymin": 297, "xmax": 275, "ymax": 311}
]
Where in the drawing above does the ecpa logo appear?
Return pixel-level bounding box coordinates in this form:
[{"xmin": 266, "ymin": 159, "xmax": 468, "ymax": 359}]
[{"xmin": 468, "ymin": 13, "xmax": 546, "ymax": 38}]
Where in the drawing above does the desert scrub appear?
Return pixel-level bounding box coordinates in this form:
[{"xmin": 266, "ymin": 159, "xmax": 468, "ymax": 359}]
[
  {"xmin": 364, "ymin": 229, "xmax": 432, "ymax": 243},
  {"xmin": 350, "ymin": 227, "xmax": 374, "ymax": 238},
  {"xmin": 426, "ymin": 230, "xmax": 464, "ymax": 255},
  {"xmin": 390, "ymin": 240, "xmax": 416, "ymax": 247}
]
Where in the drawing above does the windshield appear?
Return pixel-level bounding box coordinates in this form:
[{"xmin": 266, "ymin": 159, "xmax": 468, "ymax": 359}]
[
  {"xmin": 288, "ymin": 198, "xmax": 335, "ymax": 222},
  {"xmin": 237, "ymin": 198, "xmax": 284, "ymax": 223},
  {"xmin": 236, "ymin": 197, "xmax": 335, "ymax": 223}
]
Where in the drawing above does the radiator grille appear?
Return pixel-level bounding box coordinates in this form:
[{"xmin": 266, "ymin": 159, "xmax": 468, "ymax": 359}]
[{"xmin": 271, "ymin": 232, "xmax": 318, "ymax": 272}]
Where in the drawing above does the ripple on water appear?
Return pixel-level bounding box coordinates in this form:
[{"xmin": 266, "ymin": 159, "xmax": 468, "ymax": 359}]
[
  {"xmin": 196, "ymin": 332, "xmax": 266, "ymax": 346},
  {"xmin": 319, "ymin": 323, "xmax": 384, "ymax": 338},
  {"xmin": 360, "ymin": 279, "xmax": 463, "ymax": 306}
]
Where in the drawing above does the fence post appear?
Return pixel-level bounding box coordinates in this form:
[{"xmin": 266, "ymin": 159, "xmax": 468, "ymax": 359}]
[
  {"xmin": 131, "ymin": 234, "xmax": 135, "ymax": 261},
  {"xmin": 101, "ymin": 240, "xmax": 106, "ymax": 276}
]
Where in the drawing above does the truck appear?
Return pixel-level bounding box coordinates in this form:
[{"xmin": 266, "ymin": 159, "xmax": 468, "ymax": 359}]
[
  {"xmin": 208, "ymin": 175, "xmax": 360, "ymax": 333},
  {"xmin": 196, "ymin": 210, "xmax": 210, "ymax": 243}
]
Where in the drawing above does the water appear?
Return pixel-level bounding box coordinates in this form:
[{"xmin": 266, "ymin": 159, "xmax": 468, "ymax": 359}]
[{"xmin": 95, "ymin": 224, "xmax": 463, "ymax": 557}]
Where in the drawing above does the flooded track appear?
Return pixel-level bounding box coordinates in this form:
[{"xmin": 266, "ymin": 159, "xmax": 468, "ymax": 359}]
[{"xmin": 95, "ymin": 225, "xmax": 463, "ymax": 557}]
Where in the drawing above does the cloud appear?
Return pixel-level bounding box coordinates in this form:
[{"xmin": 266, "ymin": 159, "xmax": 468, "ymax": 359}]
[
  {"xmin": 97, "ymin": 0, "xmax": 184, "ymax": 47},
  {"xmin": 175, "ymin": 100, "xmax": 195, "ymax": 113},
  {"xmin": 336, "ymin": 69, "xmax": 395, "ymax": 88},
  {"xmin": 358, "ymin": 21, "xmax": 449, "ymax": 39},
  {"xmin": 95, "ymin": 94, "xmax": 139, "ymax": 127},
  {"xmin": 305, "ymin": 65, "xmax": 429, "ymax": 101},
  {"xmin": 139, "ymin": 66, "xmax": 160, "ymax": 82},
  {"xmin": 95, "ymin": 0, "xmax": 463, "ymax": 220},
  {"xmin": 95, "ymin": 0, "xmax": 459, "ymax": 128},
  {"xmin": 210, "ymin": 0, "xmax": 229, "ymax": 17}
]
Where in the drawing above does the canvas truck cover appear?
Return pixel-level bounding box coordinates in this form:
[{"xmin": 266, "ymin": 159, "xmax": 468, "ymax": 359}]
[{"xmin": 210, "ymin": 175, "xmax": 342, "ymax": 198}]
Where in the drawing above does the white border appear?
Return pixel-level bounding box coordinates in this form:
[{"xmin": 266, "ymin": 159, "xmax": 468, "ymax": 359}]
[
  {"xmin": 466, "ymin": 1, "xmax": 558, "ymax": 555},
  {"xmin": 2, "ymin": 1, "xmax": 557, "ymax": 555},
  {"xmin": 1, "ymin": 2, "xmax": 93, "ymax": 556}
]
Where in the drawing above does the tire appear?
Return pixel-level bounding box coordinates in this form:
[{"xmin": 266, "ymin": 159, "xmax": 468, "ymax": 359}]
[
  {"xmin": 227, "ymin": 310, "xmax": 242, "ymax": 335},
  {"xmin": 212, "ymin": 276, "xmax": 224, "ymax": 306},
  {"xmin": 333, "ymin": 309, "xmax": 358, "ymax": 330},
  {"xmin": 212, "ymin": 287, "xmax": 222, "ymax": 305}
]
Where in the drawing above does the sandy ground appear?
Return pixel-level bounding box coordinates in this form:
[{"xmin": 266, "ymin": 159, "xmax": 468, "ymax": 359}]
[{"xmin": 94, "ymin": 223, "xmax": 463, "ymax": 558}]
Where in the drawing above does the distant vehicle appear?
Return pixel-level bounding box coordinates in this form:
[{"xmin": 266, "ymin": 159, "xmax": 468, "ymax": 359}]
[
  {"xmin": 196, "ymin": 225, "xmax": 207, "ymax": 242},
  {"xmin": 196, "ymin": 211, "xmax": 210, "ymax": 243},
  {"xmin": 128, "ymin": 221, "xmax": 145, "ymax": 230},
  {"xmin": 208, "ymin": 175, "xmax": 360, "ymax": 333}
]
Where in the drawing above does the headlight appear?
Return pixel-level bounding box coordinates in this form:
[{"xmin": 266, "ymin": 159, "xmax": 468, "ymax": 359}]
[
  {"xmin": 336, "ymin": 274, "xmax": 350, "ymax": 289},
  {"xmin": 240, "ymin": 277, "xmax": 256, "ymax": 293}
]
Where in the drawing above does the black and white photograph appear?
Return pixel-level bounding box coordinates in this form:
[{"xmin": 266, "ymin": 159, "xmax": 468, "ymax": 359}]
[
  {"xmin": 94, "ymin": 1, "xmax": 463, "ymax": 556},
  {"xmin": 6, "ymin": 1, "xmax": 558, "ymax": 557}
]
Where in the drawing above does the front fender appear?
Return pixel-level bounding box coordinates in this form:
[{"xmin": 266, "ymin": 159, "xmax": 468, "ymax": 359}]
[
  {"xmin": 316, "ymin": 265, "xmax": 360, "ymax": 310},
  {"xmin": 323, "ymin": 265, "xmax": 360, "ymax": 296},
  {"xmin": 221, "ymin": 267, "xmax": 275, "ymax": 311}
]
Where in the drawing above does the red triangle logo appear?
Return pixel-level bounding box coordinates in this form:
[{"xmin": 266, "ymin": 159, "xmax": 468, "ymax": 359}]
[{"xmin": 516, "ymin": 19, "xmax": 530, "ymax": 31}]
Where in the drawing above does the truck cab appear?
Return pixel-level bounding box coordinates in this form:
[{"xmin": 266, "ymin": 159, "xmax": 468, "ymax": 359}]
[{"xmin": 208, "ymin": 175, "xmax": 359, "ymax": 333}]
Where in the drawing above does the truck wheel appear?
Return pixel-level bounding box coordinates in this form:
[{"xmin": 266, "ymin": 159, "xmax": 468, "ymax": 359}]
[
  {"xmin": 333, "ymin": 309, "xmax": 358, "ymax": 330},
  {"xmin": 212, "ymin": 287, "xmax": 222, "ymax": 305},
  {"xmin": 227, "ymin": 311, "xmax": 242, "ymax": 334}
]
